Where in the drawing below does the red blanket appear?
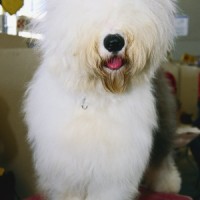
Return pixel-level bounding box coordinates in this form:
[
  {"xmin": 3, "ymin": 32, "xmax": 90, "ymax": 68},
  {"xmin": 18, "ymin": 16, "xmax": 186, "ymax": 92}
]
[
  {"xmin": 26, "ymin": 194, "xmax": 192, "ymax": 200},
  {"xmin": 139, "ymin": 188, "xmax": 192, "ymax": 200},
  {"xmin": 25, "ymin": 188, "xmax": 192, "ymax": 200}
]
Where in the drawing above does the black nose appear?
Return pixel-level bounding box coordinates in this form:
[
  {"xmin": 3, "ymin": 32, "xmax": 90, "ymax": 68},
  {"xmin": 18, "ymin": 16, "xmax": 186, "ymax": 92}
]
[{"xmin": 103, "ymin": 34, "xmax": 125, "ymax": 52}]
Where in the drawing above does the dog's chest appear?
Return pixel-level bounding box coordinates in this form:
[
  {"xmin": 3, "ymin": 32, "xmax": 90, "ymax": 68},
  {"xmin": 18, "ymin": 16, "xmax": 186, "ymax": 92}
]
[
  {"xmin": 32, "ymin": 80, "xmax": 156, "ymax": 155},
  {"xmin": 27, "ymin": 74, "xmax": 157, "ymax": 185},
  {"xmin": 40, "ymin": 93, "xmax": 153, "ymax": 175}
]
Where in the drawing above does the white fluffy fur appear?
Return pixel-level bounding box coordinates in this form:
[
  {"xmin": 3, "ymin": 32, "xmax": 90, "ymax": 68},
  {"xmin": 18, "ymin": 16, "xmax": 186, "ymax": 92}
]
[{"xmin": 24, "ymin": 0, "xmax": 178, "ymax": 199}]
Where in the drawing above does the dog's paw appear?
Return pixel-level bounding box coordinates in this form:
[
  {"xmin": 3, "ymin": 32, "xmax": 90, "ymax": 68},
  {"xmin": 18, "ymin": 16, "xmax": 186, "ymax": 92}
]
[
  {"xmin": 145, "ymin": 155, "xmax": 181, "ymax": 193},
  {"xmin": 151, "ymin": 166, "xmax": 181, "ymax": 193}
]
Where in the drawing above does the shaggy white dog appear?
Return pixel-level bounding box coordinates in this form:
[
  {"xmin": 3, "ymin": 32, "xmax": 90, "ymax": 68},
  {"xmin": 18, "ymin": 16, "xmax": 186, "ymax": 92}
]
[{"xmin": 24, "ymin": 0, "xmax": 181, "ymax": 199}]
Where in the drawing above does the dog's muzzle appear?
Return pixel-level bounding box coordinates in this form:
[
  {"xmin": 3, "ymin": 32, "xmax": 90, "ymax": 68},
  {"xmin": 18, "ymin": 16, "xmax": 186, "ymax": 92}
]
[{"xmin": 103, "ymin": 34, "xmax": 125, "ymax": 70}]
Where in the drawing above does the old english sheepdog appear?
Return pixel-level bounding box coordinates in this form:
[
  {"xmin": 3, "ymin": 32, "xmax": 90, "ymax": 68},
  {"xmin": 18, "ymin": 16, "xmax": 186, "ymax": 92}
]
[{"xmin": 24, "ymin": 0, "xmax": 181, "ymax": 199}]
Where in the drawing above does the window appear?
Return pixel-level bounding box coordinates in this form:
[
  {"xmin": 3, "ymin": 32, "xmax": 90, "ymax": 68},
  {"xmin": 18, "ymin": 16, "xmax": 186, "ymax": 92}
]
[{"xmin": 0, "ymin": 0, "xmax": 46, "ymax": 38}]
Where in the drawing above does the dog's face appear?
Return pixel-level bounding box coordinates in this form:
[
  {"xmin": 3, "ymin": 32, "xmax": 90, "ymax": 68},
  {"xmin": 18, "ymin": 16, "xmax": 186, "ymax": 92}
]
[{"xmin": 40, "ymin": 0, "xmax": 176, "ymax": 93}]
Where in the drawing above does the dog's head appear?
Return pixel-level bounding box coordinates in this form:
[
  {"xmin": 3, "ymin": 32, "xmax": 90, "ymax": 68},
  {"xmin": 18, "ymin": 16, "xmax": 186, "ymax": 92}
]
[{"xmin": 39, "ymin": 0, "xmax": 177, "ymax": 93}]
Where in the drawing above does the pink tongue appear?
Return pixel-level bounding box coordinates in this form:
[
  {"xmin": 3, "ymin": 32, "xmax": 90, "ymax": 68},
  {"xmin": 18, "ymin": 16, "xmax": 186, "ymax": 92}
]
[{"xmin": 106, "ymin": 57, "xmax": 123, "ymax": 70}]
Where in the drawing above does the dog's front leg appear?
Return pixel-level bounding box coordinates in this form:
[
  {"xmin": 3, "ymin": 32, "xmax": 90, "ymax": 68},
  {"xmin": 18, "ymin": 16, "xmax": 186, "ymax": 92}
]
[{"xmin": 86, "ymin": 182, "xmax": 138, "ymax": 200}]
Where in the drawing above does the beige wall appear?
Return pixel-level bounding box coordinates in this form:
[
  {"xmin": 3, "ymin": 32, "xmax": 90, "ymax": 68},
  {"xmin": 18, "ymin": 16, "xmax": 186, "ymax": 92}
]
[
  {"xmin": 0, "ymin": 34, "xmax": 28, "ymax": 48},
  {"xmin": 0, "ymin": 48, "xmax": 39, "ymax": 198}
]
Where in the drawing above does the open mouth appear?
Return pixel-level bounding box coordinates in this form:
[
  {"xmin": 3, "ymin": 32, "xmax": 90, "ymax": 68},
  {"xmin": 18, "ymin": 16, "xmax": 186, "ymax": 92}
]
[{"xmin": 104, "ymin": 56, "xmax": 124, "ymax": 70}]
